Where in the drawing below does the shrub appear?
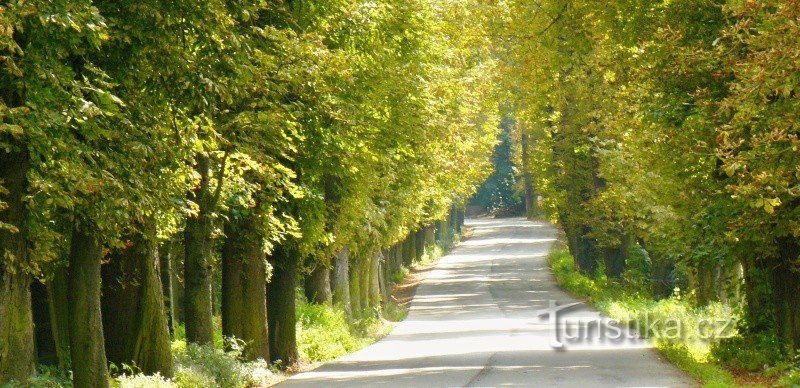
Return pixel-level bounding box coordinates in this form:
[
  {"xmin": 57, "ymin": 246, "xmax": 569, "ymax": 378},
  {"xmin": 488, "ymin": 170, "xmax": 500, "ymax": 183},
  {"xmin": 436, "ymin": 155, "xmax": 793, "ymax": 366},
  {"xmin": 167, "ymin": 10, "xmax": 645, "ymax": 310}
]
[
  {"xmin": 296, "ymin": 300, "xmax": 369, "ymax": 362},
  {"xmin": 712, "ymin": 332, "xmax": 783, "ymax": 372},
  {"xmin": 171, "ymin": 340, "xmax": 271, "ymax": 388}
]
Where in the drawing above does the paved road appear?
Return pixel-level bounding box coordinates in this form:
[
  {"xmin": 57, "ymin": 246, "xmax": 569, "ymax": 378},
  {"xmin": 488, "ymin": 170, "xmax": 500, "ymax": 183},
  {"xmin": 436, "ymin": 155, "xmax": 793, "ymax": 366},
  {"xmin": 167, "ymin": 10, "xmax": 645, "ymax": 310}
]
[{"xmin": 280, "ymin": 218, "xmax": 694, "ymax": 387}]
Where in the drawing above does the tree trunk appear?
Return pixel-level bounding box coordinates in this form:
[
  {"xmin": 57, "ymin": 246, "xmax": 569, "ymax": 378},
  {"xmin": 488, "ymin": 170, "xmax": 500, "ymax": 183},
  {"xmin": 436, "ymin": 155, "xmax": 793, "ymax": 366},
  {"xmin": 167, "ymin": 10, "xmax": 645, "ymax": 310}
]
[
  {"xmin": 456, "ymin": 208, "xmax": 465, "ymax": 233},
  {"xmin": 349, "ymin": 253, "xmax": 363, "ymax": 313},
  {"xmin": 521, "ymin": 131, "xmax": 538, "ymax": 219},
  {"xmin": 184, "ymin": 154, "xmax": 215, "ymax": 345},
  {"xmin": 330, "ymin": 247, "xmax": 351, "ymax": 317},
  {"xmin": 358, "ymin": 252, "xmax": 370, "ymax": 312},
  {"xmin": 742, "ymin": 257, "xmax": 772, "ymax": 333},
  {"xmin": 424, "ymin": 225, "xmax": 435, "ymax": 248},
  {"xmin": 650, "ymin": 252, "xmax": 675, "ymax": 299},
  {"xmin": 267, "ymin": 244, "xmax": 299, "ymax": 365},
  {"xmin": 773, "ymin": 236, "xmax": 800, "ymax": 351},
  {"xmin": 602, "ymin": 235, "xmax": 629, "ymax": 279},
  {"xmin": 101, "ymin": 231, "xmax": 173, "ymax": 377},
  {"xmin": 437, "ymin": 217, "xmax": 451, "ymax": 247},
  {"xmin": 221, "ymin": 218, "xmax": 269, "ymax": 361},
  {"xmin": 569, "ymin": 225, "xmax": 599, "ymax": 276},
  {"xmin": 414, "ymin": 230, "xmax": 426, "ymax": 261},
  {"xmin": 368, "ymin": 251, "xmax": 381, "ymax": 310},
  {"xmin": 304, "ymin": 264, "xmax": 331, "ymax": 305},
  {"xmin": 47, "ymin": 268, "xmax": 71, "ymax": 370},
  {"xmin": 449, "ymin": 205, "xmax": 458, "ymax": 235},
  {"xmin": 159, "ymin": 242, "xmax": 176, "ymax": 335},
  {"xmin": 170, "ymin": 245, "xmax": 185, "ymax": 326},
  {"xmin": 0, "ymin": 149, "xmax": 36, "ymax": 384},
  {"xmin": 379, "ymin": 249, "xmax": 391, "ymax": 306},
  {"xmin": 68, "ymin": 227, "xmax": 109, "ymax": 388},
  {"xmin": 692, "ymin": 265, "xmax": 718, "ymax": 307},
  {"xmin": 402, "ymin": 235, "xmax": 414, "ymax": 267}
]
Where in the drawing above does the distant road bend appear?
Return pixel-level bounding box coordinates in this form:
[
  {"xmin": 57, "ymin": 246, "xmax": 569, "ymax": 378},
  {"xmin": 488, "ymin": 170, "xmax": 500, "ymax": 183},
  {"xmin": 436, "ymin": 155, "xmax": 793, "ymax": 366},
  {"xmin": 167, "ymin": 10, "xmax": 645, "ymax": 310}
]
[{"xmin": 281, "ymin": 218, "xmax": 694, "ymax": 387}]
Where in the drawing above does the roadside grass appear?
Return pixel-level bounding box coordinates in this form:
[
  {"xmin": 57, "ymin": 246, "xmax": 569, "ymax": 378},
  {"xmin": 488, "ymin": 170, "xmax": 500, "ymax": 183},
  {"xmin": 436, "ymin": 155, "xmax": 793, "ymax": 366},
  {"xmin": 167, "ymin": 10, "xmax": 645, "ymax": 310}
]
[{"xmin": 548, "ymin": 248, "xmax": 737, "ymax": 387}]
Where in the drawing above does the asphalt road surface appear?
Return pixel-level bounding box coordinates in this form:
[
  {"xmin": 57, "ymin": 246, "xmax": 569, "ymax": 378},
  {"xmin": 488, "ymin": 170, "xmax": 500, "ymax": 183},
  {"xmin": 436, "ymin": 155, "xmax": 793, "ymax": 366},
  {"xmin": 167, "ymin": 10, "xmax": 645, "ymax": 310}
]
[{"xmin": 280, "ymin": 218, "xmax": 694, "ymax": 387}]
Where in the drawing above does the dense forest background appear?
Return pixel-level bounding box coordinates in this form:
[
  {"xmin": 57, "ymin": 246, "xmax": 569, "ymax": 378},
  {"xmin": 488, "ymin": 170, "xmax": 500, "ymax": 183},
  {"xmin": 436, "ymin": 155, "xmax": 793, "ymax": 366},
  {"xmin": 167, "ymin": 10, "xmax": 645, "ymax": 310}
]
[{"xmin": 468, "ymin": 117, "xmax": 524, "ymax": 216}]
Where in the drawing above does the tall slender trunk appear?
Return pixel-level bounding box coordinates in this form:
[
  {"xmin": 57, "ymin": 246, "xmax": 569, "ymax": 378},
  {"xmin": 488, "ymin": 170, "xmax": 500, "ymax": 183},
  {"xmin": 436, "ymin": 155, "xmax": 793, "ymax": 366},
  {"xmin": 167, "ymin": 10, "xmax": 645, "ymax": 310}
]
[
  {"xmin": 170, "ymin": 245, "xmax": 185, "ymax": 326},
  {"xmin": 68, "ymin": 226, "xmax": 109, "ymax": 388},
  {"xmin": 449, "ymin": 205, "xmax": 458, "ymax": 235},
  {"xmin": 184, "ymin": 154, "xmax": 214, "ymax": 345},
  {"xmin": 520, "ymin": 131, "xmax": 538, "ymax": 219},
  {"xmin": 379, "ymin": 248, "xmax": 391, "ymax": 306},
  {"xmin": 47, "ymin": 268, "xmax": 71, "ymax": 370},
  {"xmin": 0, "ymin": 149, "xmax": 36, "ymax": 383},
  {"xmin": 742, "ymin": 257, "xmax": 772, "ymax": 333},
  {"xmin": 774, "ymin": 236, "xmax": 800, "ymax": 351},
  {"xmin": 568, "ymin": 224, "xmax": 599, "ymax": 276},
  {"xmin": 368, "ymin": 251, "xmax": 381, "ymax": 310},
  {"xmin": 692, "ymin": 265, "xmax": 718, "ymax": 307},
  {"xmin": 221, "ymin": 217, "xmax": 269, "ymax": 361},
  {"xmin": 402, "ymin": 235, "xmax": 414, "ymax": 267},
  {"xmin": 358, "ymin": 252, "xmax": 370, "ymax": 312},
  {"xmin": 330, "ymin": 247, "xmax": 350, "ymax": 317},
  {"xmin": 424, "ymin": 225, "xmax": 435, "ymax": 248},
  {"xmin": 602, "ymin": 235, "xmax": 629, "ymax": 279},
  {"xmin": 349, "ymin": 252, "xmax": 363, "ymax": 313},
  {"xmin": 101, "ymin": 231, "xmax": 173, "ymax": 377},
  {"xmin": 159, "ymin": 242, "xmax": 176, "ymax": 335},
  {"xmin": 267, "ymin": 244, "xmax": 299, "ymax": 365},
  {"xmin": 304, "ymin": 264, "xmax": 332, "ymax": 305},
  {"xmin": 437, "ymin": 216, "xmax": 451, "ymax": 247},
  {"xmin": 650, "ymin": 252, "xmax": 675, "ymax": 299},
  {"xmin": 414, "ymin": 230, "xmax": 426, "ymax": 261}
]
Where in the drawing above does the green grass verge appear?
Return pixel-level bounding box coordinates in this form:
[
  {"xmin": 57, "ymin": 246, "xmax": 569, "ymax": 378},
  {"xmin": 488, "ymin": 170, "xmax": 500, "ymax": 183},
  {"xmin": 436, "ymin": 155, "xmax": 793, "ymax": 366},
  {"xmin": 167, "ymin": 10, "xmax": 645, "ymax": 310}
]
[{"xmin": 548, "ymin": 248, "xmax": 738, "ymax": 387}]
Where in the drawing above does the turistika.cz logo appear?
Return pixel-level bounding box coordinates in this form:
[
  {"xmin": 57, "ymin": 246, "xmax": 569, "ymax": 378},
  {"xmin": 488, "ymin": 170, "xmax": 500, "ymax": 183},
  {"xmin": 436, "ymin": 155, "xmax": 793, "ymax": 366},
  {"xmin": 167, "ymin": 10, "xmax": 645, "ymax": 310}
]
[{"xmin": 534, "ymin": 301, "xmax": 737, "ymax": 349}]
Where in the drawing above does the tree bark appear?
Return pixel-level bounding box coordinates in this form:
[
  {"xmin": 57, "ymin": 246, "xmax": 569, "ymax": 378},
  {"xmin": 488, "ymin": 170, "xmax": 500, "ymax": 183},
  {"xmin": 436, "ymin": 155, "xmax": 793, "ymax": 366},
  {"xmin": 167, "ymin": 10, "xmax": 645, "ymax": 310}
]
[
  {"xmin": 47, "ymin": 268, "xmax": 71, "ymax": 370},
  {"xmin": 368, "ymin": 251, "xmax": 381, "ymax": 310},
  {"xmin": 330, "ymin": 246, "xmax": 351, "ymax": 317},
  {"xmin": 170, "ymin": 245, "xmax": 185, "ymax": 326},
  {"xmin": 567, "ymin": 225, "xmax": 599, "ymax": 276},
  {"xmin": 184, "ymin": 154, "xmax": 215, "ymax": 345},
  {"xmin": 520, "ymin": 131, "xmax": 538, "ymax": 219},
  {"xmin": 267, "ymin": 244, "xmax": 299, "ymax": 365},
  {"xmin": 742, "ymin": 257, "xmax": 772, "ymax": 333},
  {"xmin": 349, "ymin": 252, "xmax": 363, "ymax": 313},
  {"xmin": 159, "ymin": 242, "xmax": 176, "ymax": 335},
  {"xmin": 602, "ymin": 235, "xmax": 629, "ymax": 279},
  {"xmin": 692, "ymin": 265, "xmax": 718, "ymax": 306},
  {"xmin": 101, "ymin": 231, "xmax": 173, "ymax": 377},
  {"xmin": 221, "ymin": 218, "xmax": 269, "ymax": 361},
  {"xmin": 773, "ymin": 236, "xmax": 800, "ymax": 351},
  {"xmin": 304, "ymin": 264, "xmax": 332, "ymax": 305},
  {"xmin": 424, "ymin": 225, "xmax": 436, "ymax": 248},
  {"xmin": 0, "ymin": 149, "xmax": 36, "ymax": 384},
  {"xmin": 449, "ymin": 205, "xmax": 458, "ymax": 235},
  {"xmin": 402, "ymin": 235, "xmax": 415, "ymax": 267},
  {"xmin": 437, "ymin": 217, "xmax": 451, "ymax": 247},
  {"xmin": 68, "ymin": 226, "xmax": 110, "ymax": 388},
  {"xmin": 414, "ymin": 229, "xmax": 426, "ymax": 261},
  {"xmin": 359, "ymin": 251, "xmax": 370, "ymax": 312}
]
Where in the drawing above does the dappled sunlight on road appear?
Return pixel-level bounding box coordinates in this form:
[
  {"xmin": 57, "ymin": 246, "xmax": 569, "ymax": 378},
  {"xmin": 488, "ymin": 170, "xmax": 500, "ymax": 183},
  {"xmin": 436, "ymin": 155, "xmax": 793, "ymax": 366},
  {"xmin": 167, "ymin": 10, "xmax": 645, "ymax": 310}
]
[{"xmin": 281, "ymin": 217, "xmax": 694, "ymax": 387}]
